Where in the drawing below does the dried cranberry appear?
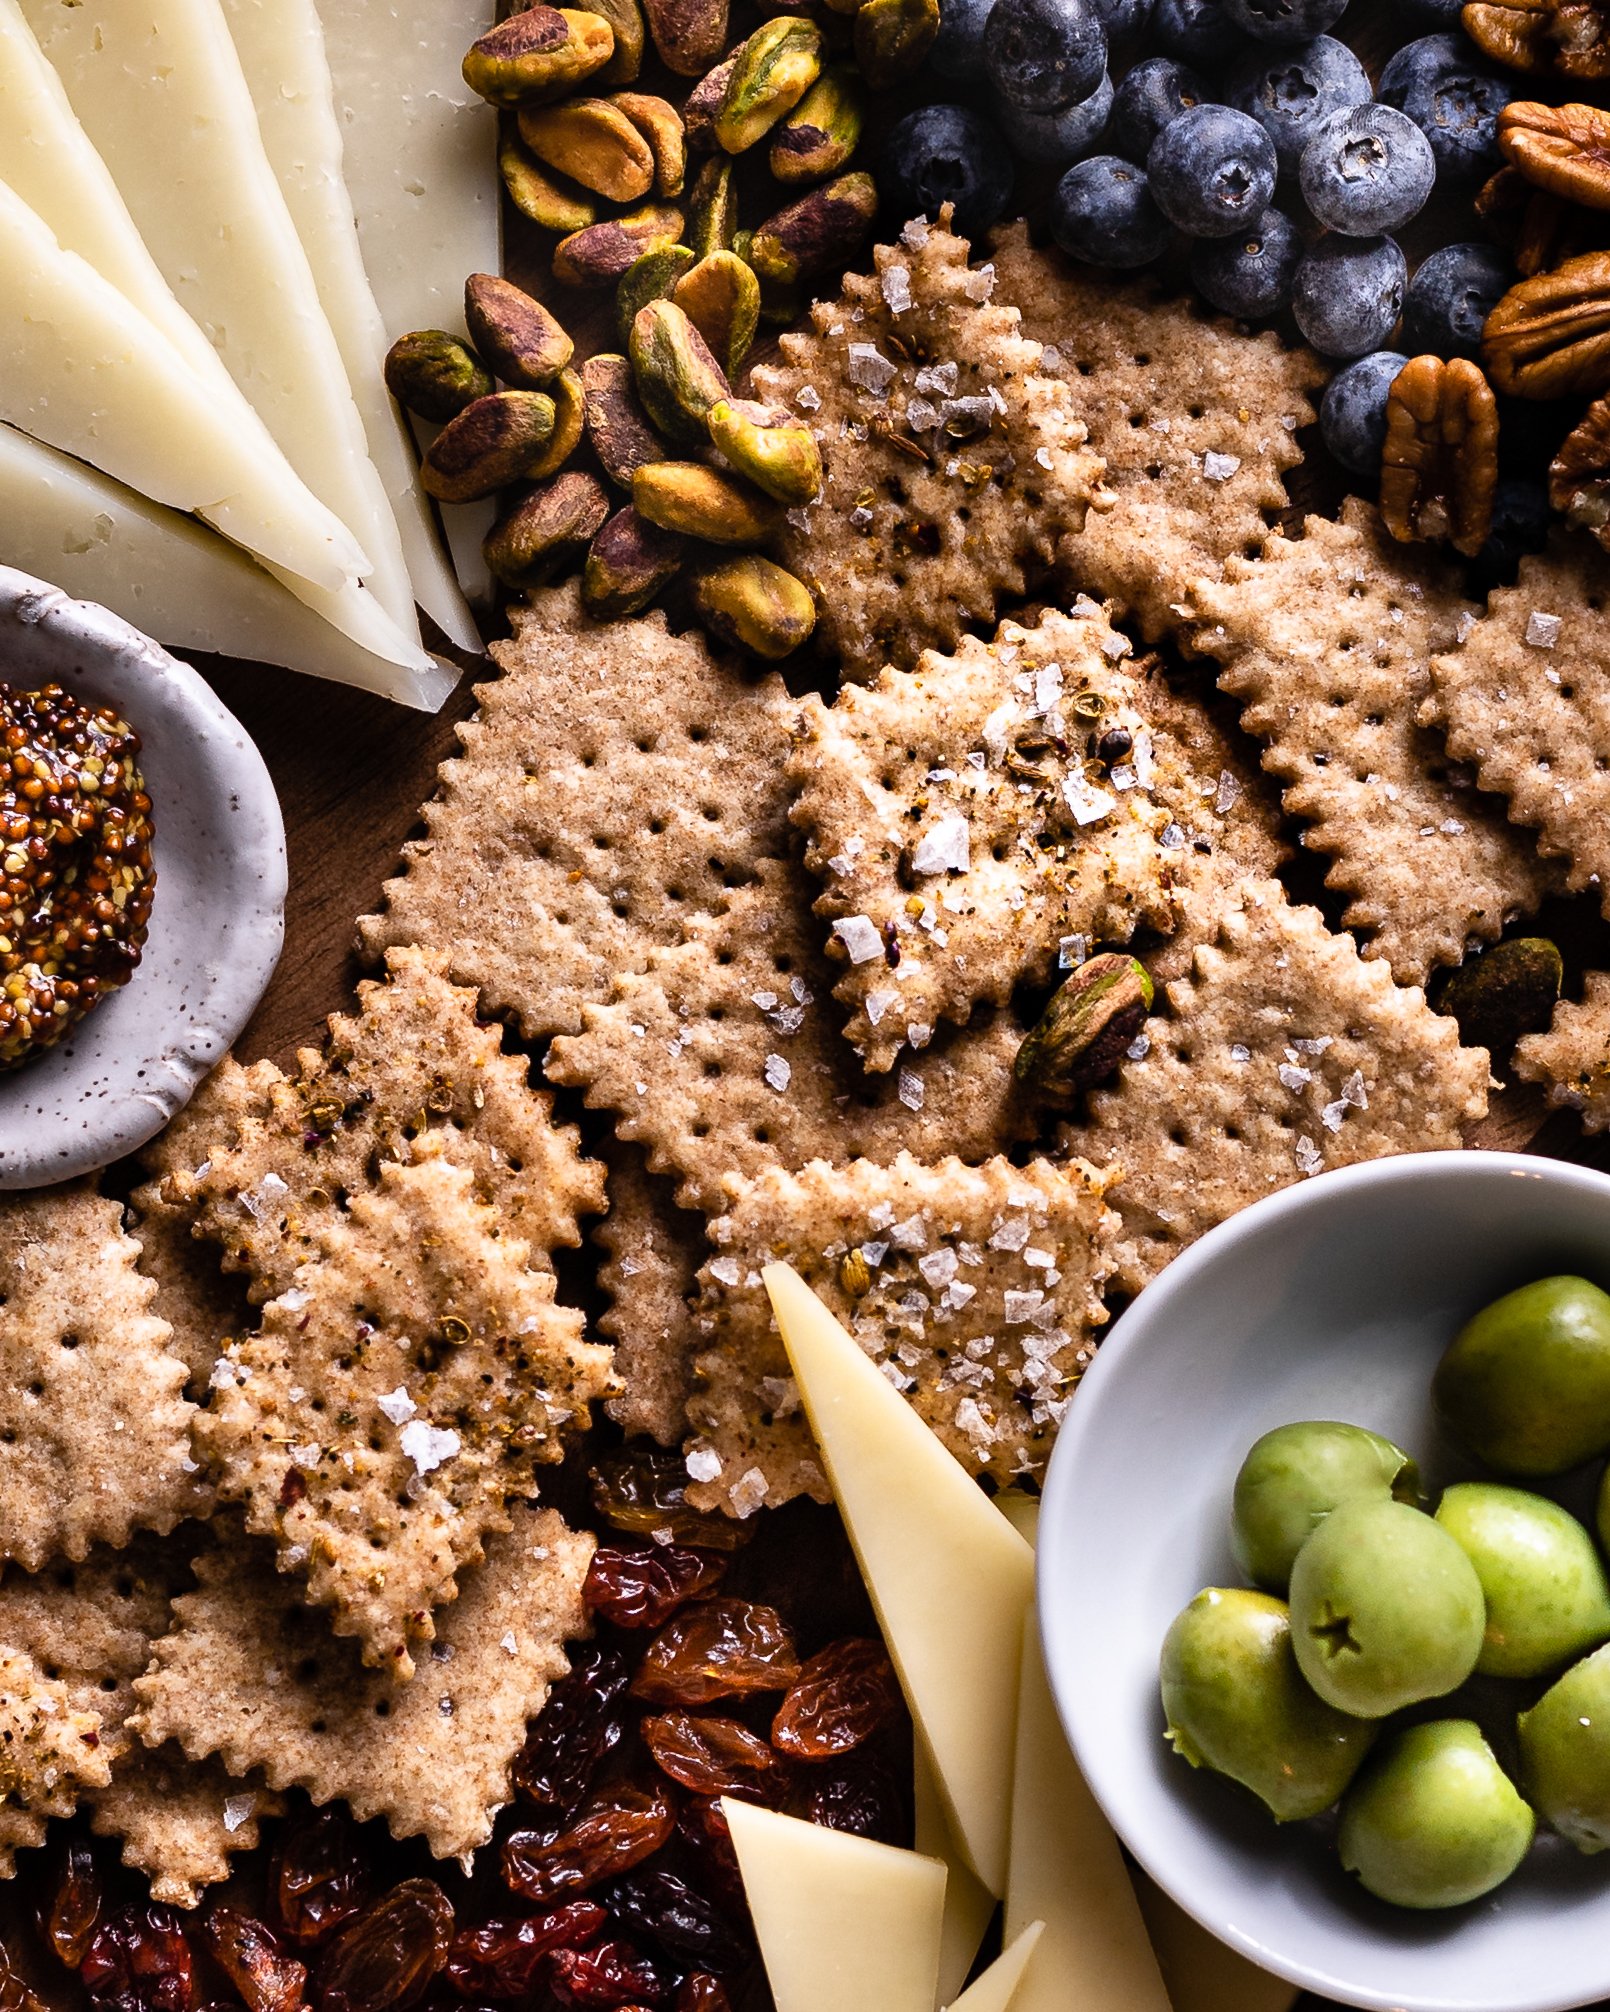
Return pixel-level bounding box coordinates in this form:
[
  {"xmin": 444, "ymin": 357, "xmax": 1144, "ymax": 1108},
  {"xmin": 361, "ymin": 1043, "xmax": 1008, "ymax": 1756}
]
[
  {"xmin": 583, "ymin": 1546, "xmax": 727, "ymax": 1630},
  {"xmin": 548, "ymin": 1942, "xmax": 671, "ymax": 2009},
  {"xmin": 671, "ymin": 1802, "xmax": 744, "ymax": 1919},
  {"xmin": 605, "ymin": 1872, "xmax": 747, "ymax": 1972},
  {"xmin": 641, "ymin": 1712, "xmax": 777, "ymax": 1798},
  {"xmin": 512, "ymin": 1645, "xmax": 629, "ymax": 1810},
  {"xmin": 590, "ymin": 1451, "xmax": 745, "ymax": 1552},
  {"xmin": 312, "ymin": 1882, "xmax": 453, "ymax": 2012},
  {"xmin": 202, "ymin": 1911, "xmax": 306, "ymax": 2012},
  {"xmin": 630, "ymin": 1601, "xmax": 801, "ymax": 1710},
  {"xmin": 81, "ymin": 1906, "xmax": 196, "ymax": 2012},
  {"xmin": 443, "ymin": 1906, "xmax": 605, "ymax": 2000},
  {"xmin": 37, "ymin": 1835, "xmax": 102, "ymax": 1968},
  {"xmin": 798, "ymin": 1749, "xmax": 906, "ymax": 1845},
  {"xmin": 770, "ymin": 1639, "xmax": 902, "ymax": 1760},
  {"xmin": 673, "ymin": 1982, "xmax": 732, "ymax": 2012},
  {"xmin": 272, "ymin": 1809, "xmax": 374, "ymax": 1950},
  {"xmin": 502, "ymin": 1781, "xmax": 676, "ymax": 1904}
]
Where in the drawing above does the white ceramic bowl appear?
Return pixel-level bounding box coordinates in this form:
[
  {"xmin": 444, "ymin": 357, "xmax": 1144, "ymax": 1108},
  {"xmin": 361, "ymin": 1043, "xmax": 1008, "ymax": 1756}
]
[
  {"xmin": 0, "ymin": 567, "xmax": 285, "ymax": 1186},
  {"xmin": 1039, "ymin": 1150, "xmax": 1610, "ymax": 2012}
]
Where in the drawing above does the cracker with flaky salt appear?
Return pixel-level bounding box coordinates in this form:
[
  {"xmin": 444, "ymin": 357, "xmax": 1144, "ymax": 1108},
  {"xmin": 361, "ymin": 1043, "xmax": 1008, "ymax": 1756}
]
[
  {"xmin": 683, "ymin": 1152, "xmax": 1116, "ymax": 1516},
  {"xmin": 359, "ymin": 583, "xmax": 795, "ymax": 1038},
  {"xmin": 1189, "ymin": 500, "xmax": 1556, "ymax": 986},
  {"xmin": 1426, "ymin": 531, "xmax": 1610, "ymax": 909},
  {"xmin": 789, "ymin": 602, "xmax": 1179, "ymax": 1072},
  {"xmin": 1066, "ymin": 876, "xmax": 1490, "ymax": 1293},
  {"xmin": 0, "ymin": 1188, "xmax": 199, "ymax": 1569},
  {"xmin": 597, "ymin": 1144, "xmax": 705, "ymax": 1447},
  {"xmin": 198, "ymin": 1151, "xmax": 611, "ymax": 1679},
  {"xmin": 0, "ymin": 1645, "xmax": 112, "ymax": 1869},
  {"xmin": 990, "ymin": 221, "xmax": 1323, "ymax": 643},
  {"xmin": 1515, "ymin": 972, "xmax": 1610, "ymax": 1130},
  {"xmin": 95, "ymin": 1748, "xmax": 283, "ymax": 1908},
  {"xmin": 131, "ymin": 1505, "xmax": 592, "ymax": 1862},
  {"xmin": 186, "ymin": 946, "xmax": 602, "ymax": 1303},
  {"xmin": 750, "ymin": 215, "xmax": 1108, "ymax": 682},
  {"xmin": 547, "ymin": 858, "xmax": 1036, "ymax": 1218}
]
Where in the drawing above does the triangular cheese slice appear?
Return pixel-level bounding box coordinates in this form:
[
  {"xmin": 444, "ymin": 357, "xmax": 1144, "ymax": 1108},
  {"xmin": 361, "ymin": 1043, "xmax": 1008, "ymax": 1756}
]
[
  {"xmin": 721, "ymin": 1799, "xmax": 946, "ymax": 2012},
  {"xmin": 1133, "ymin": 1875, "xmax": 1299, "ymax": 2012},
  {"xmin": 915, "ymin": 1732, "xmax": 997, "ymax": 2006},
  {"xmin": 221, "ymin": 0, "xmax": 481, "ymax": 656},
  {"xmin": 947, "ymin": 1923, "xmax": 1044, "ymax": 2012},
  {"xmin": 764, "ymin": 1264, "xmax": 1034, "ymax": 1896}
]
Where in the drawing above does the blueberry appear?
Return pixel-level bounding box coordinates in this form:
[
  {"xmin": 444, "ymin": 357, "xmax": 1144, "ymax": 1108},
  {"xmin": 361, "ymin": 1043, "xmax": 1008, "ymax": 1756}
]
[
  {"xmin": 1319, "ymin": 349, "xmax": 1408, "ymax": 472},
  {"xmin": 1224, "ymin": 0, "xmax": 1346, "ymax": 43},
  {"xmin": 1378, "ymin": 33, "xmax": 1512, "ymax": 183},
  {"xmin": 1224, "ymin": 36, "xmax": 1370, "ymax": 173},
  {"xmin": 1291, "ymin": 234, "xmax": 1407, "ymax": 355},
  {"xmin": 1052, "ymin": 155, "xmax": 1174, "ymax": 265},
  {"xmin": 1191, "ymin": 207, "xmax": 1303, "ymax": 315},
  {"xmin": 1152, "ymin": 0, "xmax": 1247, "ymax": 66},
  {"xmin": 1148, "ymin": 103, "xmax": 1277, "ymax": 237},
  {"xmin": 1001, "ymin": 71, "xmax": 1115, "ymax": 163},
  {"xmin": 1106, "ymin": 55, "xmax": 1210, "ymax": 161},
  {"xmin": 1299, "ymin": 102, "xmax": 1436, "ymax": 235},
  {"xmin": 880, "ymin": 105, "xmax": 1016, "ymax": 237},
  {"xmin": 1401, "ymin": 241, "xmax": 1512, "ymax": 356},
  {"xmin": 1472, "ymin": 475, "xmax": 1550, "ymax": 591},
  {"xmin": 1091, "ymin": 0, "xmax": 1157, "ymax": 52},
  {"xmin": 931, "ymin": 0, "xmax": 995, "ymax": 77},
  {"xmin": 985, "ymin": 0, "xmax": 1108, "ymax": 111}
]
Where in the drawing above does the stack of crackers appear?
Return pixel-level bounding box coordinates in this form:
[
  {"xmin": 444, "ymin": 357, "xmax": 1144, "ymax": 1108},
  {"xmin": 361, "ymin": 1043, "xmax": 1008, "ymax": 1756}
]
[{"xmin": 5, "ymin": 208, "xmax": 1604, "ymax": 1903}]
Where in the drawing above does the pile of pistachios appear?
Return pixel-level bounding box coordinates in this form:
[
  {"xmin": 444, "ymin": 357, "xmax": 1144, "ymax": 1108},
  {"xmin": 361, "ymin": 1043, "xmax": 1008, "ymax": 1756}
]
[{"xmin": 383, "ymin": 0, "xmax": 936, "ymax": 657}]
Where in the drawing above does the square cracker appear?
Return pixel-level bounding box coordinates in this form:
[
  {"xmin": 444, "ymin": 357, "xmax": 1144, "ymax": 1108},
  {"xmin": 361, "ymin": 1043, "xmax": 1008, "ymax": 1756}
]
[
  {"xmin": 130, "ymin": 1505, "xmax": 593, "ymax": 1864},
  {"xmin": 1065, "ymin": 876, "xmax": 1490, "ymax": 1293},
  {"xmin": 0, "ymin": 1187, "xmax": 199, "ymax": 1569},
  {"xmin": 359, "ymin": 583, "xmax": 796, "ymax": 1039},
  {"xmin": 1515, "ymin": 972, "xmax": 1610, "ymax": 1131},
  {"xmin": 989, "ymin": 220, "xmax": 1323, "ymax": 642},
  {"xmin": 198, "ymin": 1151, "xmax": 612, "ymax": 1680},
  {"xmin": 749, "ymin": 214, "xmax": 1108, "ymax": 682},
  {"xmin": 1425, "ymin": 530, "xmax": 1610, "ymax": 911},
  {"xmin": 789, "ymin": 602, "xmax": 1179, "ymax": 1072},
  {"xmin": 596, "ymin": 1144, "xmax": 705, "ymax": 1448},
  {"xmin": 1188, "ymin": 500, "xmax": 1556, "ymax": 986},
  {"xmin": 547, "ymin": 856, "xmax": 1037, "ymax": 1218},
  {"xmin": 684, "ymin": 1151, "xmax": 1116, "ymax": 1515}
]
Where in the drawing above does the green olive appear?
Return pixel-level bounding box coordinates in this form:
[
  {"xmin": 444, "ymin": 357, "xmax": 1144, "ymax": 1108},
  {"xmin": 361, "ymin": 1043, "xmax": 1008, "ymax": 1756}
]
[
  {"xmin": 1158, "ymin": 1587, "xmax": 1377, "ymax": 1822},
  {"xmin": 1288, "ymin": 1497, "xmax": 1485, "ymax": 1718},
  {"xmin": 1434, "ymin": 1275, "xmax": 1610, "ymax": 1477},
  {"xmin": 1231, "ymin": 1421, "xmax": 1419, "ymax": 1593},
  {"xmin": 1339, "ymin": 1720, "xmax": 1534, "ymax": 1909},
  {"xmin": 1518, "ymin": 1642, "xmax": 1610, "ymax": 1853},
  {"xmin": 1436, "ymin": 1482, "xmax": 1610, "ymax": 1679}
]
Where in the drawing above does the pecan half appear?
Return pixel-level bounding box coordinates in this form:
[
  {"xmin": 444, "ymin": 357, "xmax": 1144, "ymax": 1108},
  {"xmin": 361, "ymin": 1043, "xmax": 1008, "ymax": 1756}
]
[
  {"xmin": 1479, "ymin": 165, "xmax": 1609, "ymax": 273},
  {"xmin": 1553, "ymin": 0, "xmax": 1610, "ymax": 73},
  {"xmin": 1549, "ymin": 391, "xmax": 1610, "ymax": 538},
  {"xmin": 1379, "ymin": 355, "xmax": 1499, "ymax": 557},
  {"xmin": 1500, "ymin": 100, "xmax": 1610, "ymax": 207},
  {"xmin": 1465, "ymin": 0, "xmax": 1557, "ymax": 70},
  {"xmin": 1483, "ymin": 251, "xmax": 1610, "ymax": 395}
]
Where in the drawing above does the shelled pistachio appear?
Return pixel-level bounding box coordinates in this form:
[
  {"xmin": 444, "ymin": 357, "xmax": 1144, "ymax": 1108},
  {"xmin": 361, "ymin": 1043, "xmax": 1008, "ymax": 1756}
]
[
  {"xmin": 384, "ymin": 331, "xmax": 493, "ymax": 421},
  {"xmin": 526, "ymin": 367, "xmax": 587, "ymax": 479},
  {"xmin": 484, "ymin": 470, "xmax": 611, "ymax": 588},
  {"xmin": 463, "ymin": 275, "xmax": 574, "ymax": 387},
  {"xmin": 670, "ymin": 252, "xmax": 760, "ymax": 376},
  {"xmin": 714, "ymin": 17, "xmax": 823, "ymax": 153},
  {"xmin": 611, "ymin": 92, "xmax": 688, "ymax": 196},
  {"xmin": 686, "ymin": 156, "xmax": 738, "ymax": 258},
  {"xmin": 769, "ymin": 68, "xmax": 865, "ymax": 184},
  {"xmin": 518, "ymin": 98, "xmax": 657, "ymax": 202},
  {"xmin": 583, "ymin": 506, "xmax": 686, "ymax": 615},
  {"xmin": 616, "ymin": 244, "xmax": 697, "ymax": 345},
  {"xmin": 628, "ymin": 297, "xmax": 731, "ymax": 441},
  {"xmin": 499, "ymin": 135, "xmax": 598, "ymax": 233},
  {"xmin": 553, "ymin": 203, "xmax": 686, "ymax": 284},
  {"xmin": 692, "ymin": 554, "xmax": 818, "ymax": 657},
  {"xmin": 708, "ymin": 397, "xmax": 822, "ymax": 503},
  {"xmin": 632, "ymin": 461, "xmax": 783, "ymax": 541},
  {"xmin": 581, "ymin": 353, "xmax": 671, "ymax": 486},
  {"xmin": 853, "ymin": 0, "xmax": 939, "ymax": 88},
  {"xmin": 422, "ymin": 390, "xmax": 557, "ymax": 502},
  {"xmin": 462, "ymin": 6, "xmax": 615, "ymax": 106}
]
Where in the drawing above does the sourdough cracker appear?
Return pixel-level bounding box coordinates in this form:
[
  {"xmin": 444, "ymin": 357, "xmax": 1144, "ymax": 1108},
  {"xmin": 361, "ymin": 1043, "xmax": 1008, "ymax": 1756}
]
[
  {"xmin": 1190, "ymin": 501, "xmax": 1555, "ymax": 985},
  {"xmin": 547, "ymin": 857, "xmax": 1036, "ymax": 1217},
  {"xmin": 684, "ymin": 1151, "xmax": 1116, "ymax": 1514},
  {"xmin": 990, "ymin": 221, "xmax": 1322, "ymax": 642},
  {"xmin": 1515, "ymin": 972, "xmax": 1610, "ymax": 1130},
  {"xmin": 597, "ymin": 1144, "xmax": 705, "ymax": 1448},
  {"xmin": 131, "ymin": 1506, "xmax": 593, "ymax": 1863},
  {"xmin": 0, "ymin": 1647, "xmax": 112, "ymax": 1870},
  {"xmin": 93, "ymin": 1748, "xmax": 284, "ymax": 1908},
  {"xmin": 359, "ymin": 584, "xmax": 795, "ymax": 1038},
  {"xmin": 1067, "ymin": 877, "xmax": 1490, "ymax": 1293},
  {"xmin": 788, "ymin": 602, "xmax": 1179, "ymax": 1072},
  {"xmin": 199, "ymin": 1152, "xmax": 611, "ymax": 1679},
  {"xmin": 750, "ymin": 215, "xmax": 1108, "ymax": 682},
  {"xmin": 0, "ymin": 1188, "xmax": 199, "ymax": 1568}
]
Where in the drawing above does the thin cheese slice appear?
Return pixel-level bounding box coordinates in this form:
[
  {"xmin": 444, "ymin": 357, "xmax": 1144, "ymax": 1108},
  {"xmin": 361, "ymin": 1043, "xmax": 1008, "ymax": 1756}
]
[
  {"xmin": 948, "ymin": 1923, "xmax": 1044, "ymax": 2012},
  {"xmin": 1133, "ymin": 1875, "xmax": 1300, "ymax": 2012},
  {"xmin": 763, "ymin": 1264, "xmax": 1034, "ymax": 1896},
  {"xmin": 721, "ymin": 1799, "xmax": 946, "ymax": 2012},
  {"xmin": 221, "ymin": 0, "xmax": 481, "ymax": 656},
  {"xmin": 317, "ymin": 0, "xmax": 499, "ymax": 605},
  {"xmin": 915, "ymin": 1733, "xmax": 997, "ymax": 2006},
  {"xmin": 23, "ymin": 0, "xmax": 420, "ymax": 643},
  {"xmin": 0, "ymin": 426, "xmax": 455, "ymax": 709}
]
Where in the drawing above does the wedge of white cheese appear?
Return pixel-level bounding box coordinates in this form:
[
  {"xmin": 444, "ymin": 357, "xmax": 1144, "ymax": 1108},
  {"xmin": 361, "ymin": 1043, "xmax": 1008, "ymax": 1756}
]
[
  {"xmin": 22, "ymin": 0, "xmax": 421, "ymax": 647},
  {"xmin": 915, "ymin": 1734, "xmax": 997, "ymax": 2007},
  {"xmin": 0, "ymin": 425, "xmax": 456, "ymax": 710},
  {"xmin": 947, "ymin": 1923, "xmax": 1044, "ymax": 2012},
  {"xmin": 222, "ymin": 0, "xmax": 482, "ymax": 656}
]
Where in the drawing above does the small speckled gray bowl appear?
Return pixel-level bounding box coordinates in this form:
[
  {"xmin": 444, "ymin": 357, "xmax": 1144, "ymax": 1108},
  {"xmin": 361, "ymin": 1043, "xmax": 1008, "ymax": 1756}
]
[{"xmin": 0, "ymin": 567, "xmax": 285, "ymax": 1187}]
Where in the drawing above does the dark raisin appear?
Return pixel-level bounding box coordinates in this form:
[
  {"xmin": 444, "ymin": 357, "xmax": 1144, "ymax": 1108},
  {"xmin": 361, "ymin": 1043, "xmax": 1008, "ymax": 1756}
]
[
  {"xmin": 604, "ymin": 1872, "xmax": 747, "ymax": 1972},
  {"xmin": 797, "ymin": 1748, "xmax": 907, "ymax": 1845},
  {"xmin": 671, "ymin": 1802, "xmax": 745, "ymax": 1919},
  {"xmin": 312, "ymin": 1881, "xmax": 453, "ymax": 2012},
  {"xmin": 547, "ymin": 1941, "xmax": 672, "ymax": 2008},
  {"xmin": 512, "ymin": 1646, "xmax": 630, "ymax": 1810},
  {"xmin": 642, "ymin": 1711, "xmax": 778, "ymax": 1798},
  {"xmin": 630, "ymin": 1601, "xmax": 801, "ymax": 1709},
  {"xmin": 37, "ymin": 1835, "xmax": 102, "ymax": 1968},
  {"xmin": 443, "ymin": 1906, "xmax": 606, "ymax": 2000},
  {"xmin": 673, "ymin": 1981, "xmax": 733, "ymax": 2012},
  {"xmin": 582, "ymin": 1546, "xmax": 727, "ymax": 1629},
  {"xmin": 273, "ymin": 1809, "xmax": 374, "ymax": 1950},
  {"xmin": 202, "ymin": 1911, "xmax": 306, "ymax": 2012},
  {"xmin": 81, "ymin": 1906, "xmax": 196, "ymax": 2012},
  {"xmin": 590, "ymin": 1450, "xmax": 746, "ymax": 1551},
  {"xmin": 770, "ymin": 1639, "xmax": 902, "ymax": 1760},
  {"xmin": 502, "ymin": 1781, "xmax": 676, "ymax": 1904}
]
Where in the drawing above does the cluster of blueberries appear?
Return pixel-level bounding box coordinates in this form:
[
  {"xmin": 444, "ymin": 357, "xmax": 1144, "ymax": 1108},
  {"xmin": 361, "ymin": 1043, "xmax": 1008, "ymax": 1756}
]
[{"xmin": 881, "ymin": 0, "xmax": 1530, "ymax": 504}]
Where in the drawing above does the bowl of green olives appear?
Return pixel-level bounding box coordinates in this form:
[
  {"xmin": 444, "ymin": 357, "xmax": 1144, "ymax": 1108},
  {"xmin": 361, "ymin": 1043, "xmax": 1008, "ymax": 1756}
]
[{"xmin": 1039, "ymin": 1149, "xmax": 1610, "ymax": 2012}]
